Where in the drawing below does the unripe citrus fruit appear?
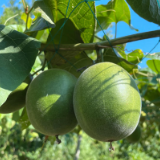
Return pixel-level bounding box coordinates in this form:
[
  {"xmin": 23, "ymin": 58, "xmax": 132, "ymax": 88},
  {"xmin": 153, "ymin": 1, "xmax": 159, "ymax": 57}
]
[
  {"xmin": 73, "ymin": 62, "xmax": 141, "ymax": 142},
  {"xmin": 26, "ymin": 69, "xmax": 77, "ymax": 136}
]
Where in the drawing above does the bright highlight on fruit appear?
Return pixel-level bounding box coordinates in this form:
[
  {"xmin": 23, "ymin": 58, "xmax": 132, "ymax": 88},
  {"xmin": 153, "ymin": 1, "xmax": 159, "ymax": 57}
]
[
  {"xmin": 26, "ymin": 69, "xmax": 77, "ymax": 137},
  {"xmin": 73, "ymin": 62, "xmax": 141, "ymax": 143}
]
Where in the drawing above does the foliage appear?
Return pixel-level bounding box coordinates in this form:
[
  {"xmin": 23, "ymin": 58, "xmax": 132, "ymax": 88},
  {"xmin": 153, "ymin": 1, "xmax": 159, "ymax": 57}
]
[{"xmin": 0, "ymin": 0, "xmax": 160, "ymax": 159}]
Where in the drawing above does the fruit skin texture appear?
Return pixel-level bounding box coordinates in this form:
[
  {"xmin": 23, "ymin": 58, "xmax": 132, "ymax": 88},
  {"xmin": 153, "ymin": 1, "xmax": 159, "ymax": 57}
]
[
  {"xmin": 126, "ymin": 125, "xmax": 141, "ymax": 143},
  {"xmin": 73, "ymin": 62, "xmax": 141, "ymax": 142},
  {"xmin": 0, "ymin": 83, "xmax": 28, "ymax": 114},
  {"xmin": 26, "ymin": 69, "xmax": 77, "ymax": 136}
]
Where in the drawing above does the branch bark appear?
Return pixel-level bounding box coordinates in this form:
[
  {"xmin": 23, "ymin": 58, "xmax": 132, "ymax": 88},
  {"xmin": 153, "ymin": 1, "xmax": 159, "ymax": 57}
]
[{"xmin": 40, "ymin": 30, "xmax": 160, "ymax": 52}]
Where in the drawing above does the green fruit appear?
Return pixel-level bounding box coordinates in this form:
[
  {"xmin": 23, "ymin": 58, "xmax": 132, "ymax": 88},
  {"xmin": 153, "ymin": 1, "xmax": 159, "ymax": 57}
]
[
  {"xmin": 0, "ymin": 83, "xmax": 28, "ymax": 114},
  {"xmin": 26, "ymin": 69, "xmax": 77, "ymax": 136},
  {"xmin": 126, "ymin": 125, "xmax": 141, "ymax": 143},
  {"xmin": 73, "ymin": 62, "xmax": 141, "ymax": 142}
]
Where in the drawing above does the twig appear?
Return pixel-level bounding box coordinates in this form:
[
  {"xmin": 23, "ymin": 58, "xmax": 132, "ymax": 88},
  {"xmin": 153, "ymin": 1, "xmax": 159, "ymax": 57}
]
[
  {"xmin": 25, "ymin": 6, "xmax": 33, "ymax": 31},
  {"xmin": 94, "ymin": 35, "xmax": 103, "ymax": 41},
  {"xmin": 31, "ymin": 59, "xmax": 47, "ymax": 76},
  {"xmin": 74, "ymin": 135, "xmax": 82, "ymax": 160},
  {"xmin": 4, "ymin": 14, "xmax": 18, "ymax": 25},
  {"xmin": 22, "ymin": 0, "xmax": 26, "ymax": 10},
  {"xmin": 135, "ymin": 71, "xmax": 155, "ymax": 77}
]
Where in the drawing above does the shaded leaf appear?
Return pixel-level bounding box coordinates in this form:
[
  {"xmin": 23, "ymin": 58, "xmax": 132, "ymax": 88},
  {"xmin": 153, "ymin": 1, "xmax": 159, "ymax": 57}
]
[
  {"xmin": 46, "ymin": 19, "xmax": 83, "ymax": 69},
  {"xmin": 63, "ymin": 52, "xmax": 93, "ymax": 77},
  {"xmin": 0, "ymin": 83, "xmax": 28, "ymax": 114},
  {"xmin": 19, "ymin": 107, "xmax": 31, "ymax": 130},
  {"xmin": 12, "ymin": 108, "xmax": 24, "ymax": 122},
  {"xmin": 147, "ymin": 60, "xmax": 160, "ymax": 74},
  {"xmin": 96, "ymin": 0, "xmax": 131, "ymax": 32},
  {"xmin": 45, "ymin": 0, "xmax": 95, "ymax": 70},
  {"xmin": 26, "ymin": 0, "xmax": 55, "ymax": 33},
  {"xmin": 102, "ymin": 46, "xmax": 137, "ymax": 73},
  {"xmin": 0, "ymin": 25, "xmax": 41, "ymax": 106},
  {"xmin": 126, "ymin": 0, "xmax": 160, "ymax": 25}
]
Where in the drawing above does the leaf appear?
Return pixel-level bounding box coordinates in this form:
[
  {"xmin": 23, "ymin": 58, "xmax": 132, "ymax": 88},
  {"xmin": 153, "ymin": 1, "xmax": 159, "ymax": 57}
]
[
  {"xmin": 47, "ymin": 18, "xmax": 83, "ymax": 44},
  {"xmin": 102, "ymin": 46, "xmax": 137, "ymax": 73},
  {"xmin": 63, "ymin": 52, "xmax": 93, "ymax": 77},
  {"xmin": 126, "ymin": 0, "xmax": 160, "ymax": 25},
  {"xmin": 0, "ymin": 25, "xmax": 41, "ymax": 106},
  {"xmin": 45, "ymin": 0, "xmax": 95, "ymax": 69},
  {"xmin": 7, "ymin": 25, "xmax": 25, "ymax": 33},
  {"xmin": 31, "ymin": 56, "xmax": 42, "ymax": 74},
  {"xmin": 19, "ymin": 107, "xmax": 31, "ymax": 130},
  {"xmin": 21, "ymin": 13, "xmax": 32, "ymax": 29},
  {"xmin": 147, "ymin": 60, "xmax": 160, "ymax": 74},
  {"xmin": 12, "ymin": 108, "xmax": 24, "ymax": 122},
  {"xmin": 145, "ymin": 52, "xmax": 160, "ymax": 60},
  {"xmin": 46, "ymin": 19, "xmax": 85, "ymax": 68},
  {"xmin": 0, "ymin": 83, "xmax": 28, "ymax": 114},
  {"xmin": 25, "ymin": 0, "xmax": 55, "ymax": 33},
  {"xmin": 125, "ymin": 49, "xmax": 144, "ymax": 64},
  {"xmin": 96, "ymin": 0, "xmax": 131, "ymax": 32},
  {"xmin": 45, "ymin": 0, "xmax": 95, "ymax": 43}
]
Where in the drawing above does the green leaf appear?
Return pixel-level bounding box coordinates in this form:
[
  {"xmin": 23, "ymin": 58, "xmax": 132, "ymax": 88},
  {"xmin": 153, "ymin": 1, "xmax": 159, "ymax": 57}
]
[
  {"xmin": 147, "ymin": 60, "xmax": 160, "ymax": 74},
  {"xmin": 102, "ymin": 46, "xmax": 137, "ymax": 73},
  {"xmin": 96, "ymin": 0, "xmax": 131, "ymax": 32},
  {"xmin": 47, "ymin": 18, "xmax": 83, "ymax": 44},
  {"xmin": 0, "ymin": 83, "xmax": 28, "ymax": 114},
  {"xmin": 21, "ymin": 13, "xmax": 32, "ymax": 29},
  {"xmin": 126, "ymin": 0, "xmax": 160, "ymax": 25},
  {"xmin": 7, "ymin": 25, "xmax": 25, "ymax": 33},
  {"xmin": 46, "ymin": 18, "xmax": 85, "ymax": 69},
  {"xmin": 125, "ymin": 49, "xmax": 144, "ymax": 64},
  {"xmin": 145, "ymin": 52, "xmax": 160, "ymax": 60},
  {"xmin": 63, "ymin": 52, "xmax": 93, "ymax": 77},
  {"xmin": 45, "ymin": 1, "xmax": 95, "ymax": 69},
  {"xmin": 26, "ymin": 0, "xmax": 55, "ymax": 33},
  {"xmin": 12, "ymin": 108, "xmax": 24, "ymax": 122},
  {"xmin": 45, "ymin": 0, "xmax": 95, "ymax": 43},
  {"xmin": 0, "ymin": 25, "xmax": 41, "ymax": 106},
  {"xmin": 19, "ymin": 107, "xmax": 31, "ymax": 130}
]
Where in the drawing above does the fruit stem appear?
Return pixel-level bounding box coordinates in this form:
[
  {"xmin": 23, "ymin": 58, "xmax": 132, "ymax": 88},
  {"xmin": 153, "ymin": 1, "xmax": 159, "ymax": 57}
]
[
  {"xmin": 55, "ymin": 135, "xmax": 61, "ymax": 144},
  {"xmin": 109, "ymin": 141, "xmax": 114, "ymax": 152}
]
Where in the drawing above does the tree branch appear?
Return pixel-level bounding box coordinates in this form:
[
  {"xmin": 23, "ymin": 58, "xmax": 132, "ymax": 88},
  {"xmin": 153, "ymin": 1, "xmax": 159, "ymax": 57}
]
[
  {"xmin": 74, "ymin": 135, "xmax": 82, "ymax": 160},
  {"xmin": 40, "ymin": 30, "xmax": 160, "ymax": 52}
]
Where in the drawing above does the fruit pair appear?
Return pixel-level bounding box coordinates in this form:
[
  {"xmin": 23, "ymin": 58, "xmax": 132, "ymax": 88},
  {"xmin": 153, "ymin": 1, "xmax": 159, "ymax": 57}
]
[{"xmin": 26, "ymin": 62, "xmax": 141, "ymax": 143}]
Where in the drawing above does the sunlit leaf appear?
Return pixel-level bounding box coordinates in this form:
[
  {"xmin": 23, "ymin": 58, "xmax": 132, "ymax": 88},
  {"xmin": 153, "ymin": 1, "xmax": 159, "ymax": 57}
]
[{"xmin": 96, "ymin": 0, "xmax": 132, "ymax": 32}]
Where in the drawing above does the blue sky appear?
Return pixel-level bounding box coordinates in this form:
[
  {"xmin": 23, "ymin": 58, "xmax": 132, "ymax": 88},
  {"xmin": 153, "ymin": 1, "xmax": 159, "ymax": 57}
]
[{"xmin": 0, "ymin": 0, "xmax": 160, "ymax": 68}]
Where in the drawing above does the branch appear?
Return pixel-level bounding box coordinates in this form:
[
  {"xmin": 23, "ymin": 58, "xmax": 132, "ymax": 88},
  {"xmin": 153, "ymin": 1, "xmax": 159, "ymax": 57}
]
[
  {"xmin": 40, "ymin": 30, "xmax": 160, "ymax": 52},
  {"xmin": 4, "ymin": 14, "xmax": 18, "ymax": 25},
  {"xmin": 25, "ymin": 6, "xmax": 33, "ymax": 31},
  {"xmin": 74, "ymin": 135, "xmax": 82, "ymax": 160}
]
